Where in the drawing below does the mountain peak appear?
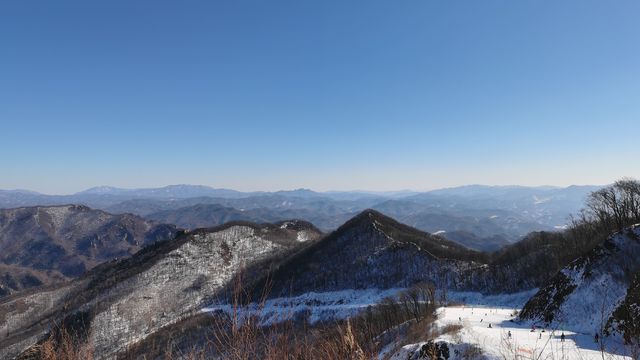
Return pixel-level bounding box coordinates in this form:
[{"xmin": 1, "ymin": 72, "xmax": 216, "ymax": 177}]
[
  {"xmin": 341, "ymin": 209, "xmax": 401, "ymax": 232},
  {"xmin": 77, "ymin": 186, "xmax": 125, "ymax": 195},
  {"xmin": 274, "ymin": 188, "xmax": 320, "ymax": 198},
  {"xmin": 275, "ymin": 219, "xmax": 322, "ymax": 233},
  {"xmin": 326, "ymin": 209, "xmax": 484, "ymax": 261}
]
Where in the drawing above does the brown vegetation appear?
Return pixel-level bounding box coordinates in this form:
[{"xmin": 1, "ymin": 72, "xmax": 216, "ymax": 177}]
[
  {"xmin": 118, "ymin": 273, "xmax": 444, "ymax": 360},
  {"xmin": 19, "ymin": 325, "xmax": 93, "ymax": 360}
]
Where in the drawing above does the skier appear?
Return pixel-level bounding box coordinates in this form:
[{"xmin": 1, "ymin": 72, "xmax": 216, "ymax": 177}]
[
  {"xmin": 488, "ymin": 323, "xmax": 492, "ymax": 328},
  {"xmin": 539, "ymin": 333, "xmax": 542, "ymax": 339},
  {"xmin": 594, "ymin": 332, "xmax": 599, "ymax": 343},
  {"xmin": 560, "ymin": 332, "xmax": 566, "ymax": 342},
  {"xmin": 508, "ymin": 330, "xmax": 512, "ymax": 338}
]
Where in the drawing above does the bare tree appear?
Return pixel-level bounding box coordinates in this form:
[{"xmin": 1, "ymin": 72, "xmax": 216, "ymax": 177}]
[{"xmin": 586, "ymin": 179, "xmax": 640, "ymax": 232}]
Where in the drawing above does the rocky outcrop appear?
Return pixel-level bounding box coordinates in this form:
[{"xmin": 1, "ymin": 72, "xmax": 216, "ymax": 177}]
[{"xmin": 607, "ymin": 270, "xmax": 640, "ymax": 344}]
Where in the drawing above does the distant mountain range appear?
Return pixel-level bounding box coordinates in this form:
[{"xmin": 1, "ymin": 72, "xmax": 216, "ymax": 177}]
[
  {"xmin": 0, "ymin": 184, "xmax": 602, "ymax": 251},
  {"xmin": 2, "ymin": 183, "xmax": 638, "ymax": 359}
]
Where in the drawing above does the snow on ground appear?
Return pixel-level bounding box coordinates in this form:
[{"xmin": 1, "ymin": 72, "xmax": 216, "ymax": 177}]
[
  {"xmin": 202, "ymin": 288, "xmax": 404, "ymax": 324},
  {"xmin": 296, "ymin": 230, "xmax": 310, "ymax": 242},
  {"xmin": 203, "ymin": 288, "xmax": 635, "ymax": 359},
  {"xmin": 555, "ymin": 271, "xmax": 628, "ymax": 334},
  {"xmin": 447, "ymin": 290, "xmax": 538, "ymax": 308},
  {"xmin": 433, "ymin": 306, "xmax": 633, "ymax": 360},
  {"xmin": 388, "ymin": 340, "xmax": 482, "ymax": 360}
]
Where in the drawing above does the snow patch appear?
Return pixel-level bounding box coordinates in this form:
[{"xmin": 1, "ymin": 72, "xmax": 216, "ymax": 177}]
[
  {"xmin": 296, "ymin": 231, "xmax": 310, "ymax": 242},
  {"xmin": 41, "ymin": 205, "xmax": 74, "ymax": 228},
  {"xmin": 203, "ymin": 288, "xmax": 404, "ymax": 324}
]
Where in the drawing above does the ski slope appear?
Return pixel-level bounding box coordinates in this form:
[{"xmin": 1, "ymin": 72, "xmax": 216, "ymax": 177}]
[{"xmin": 435, "ymin": 306, "xmax": 634, "ymax": 360}]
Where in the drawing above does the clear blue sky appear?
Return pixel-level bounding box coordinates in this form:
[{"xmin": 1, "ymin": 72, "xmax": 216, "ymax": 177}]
[{"xmin": 1, "ymin": 0, "xmax": 639, "ymax": 194}]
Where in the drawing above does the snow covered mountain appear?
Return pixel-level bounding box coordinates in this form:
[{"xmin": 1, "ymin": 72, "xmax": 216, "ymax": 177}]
[
  {"xmin": 3, "ymin": 207, "xmax": 636, "ymax": 359},
  {"xmin": 520, "ymin": 225, "xmax": 640, "ymax": 336},
  {"xmin": 0, "ymin": 220, "xmax": 322, "ymax": 359},
  {"xmin": 4, "ymin": 178, "xmax": 640, "ymax": 360},
  {"xmin": 1, "ymin": 210, "xmax": 541, "ymax": 359},
  {"xmin": 77, "ymin": 184, "xmax": 250, "ymax": 199}
]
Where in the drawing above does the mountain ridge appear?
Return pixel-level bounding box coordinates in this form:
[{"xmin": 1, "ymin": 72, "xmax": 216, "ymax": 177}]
[
  {"xmin": 0, "ymin": 207, "xmax": 634, "ymax": 359},
  {"xmin": 256, "ymin": 209, "xmax": 488, "ymax": 298},
  {"xmin": 0, "ymin": 218, "xmax": 323, "ymax": 359},
  {"xmin": 0, "ymin": 185, "xmax": 601, "ymax": 250}
]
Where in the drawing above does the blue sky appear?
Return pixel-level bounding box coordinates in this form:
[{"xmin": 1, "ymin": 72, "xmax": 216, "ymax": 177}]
[{"xmin": 1, "ymin": 0, "xmax": 639, "ymax": 194}]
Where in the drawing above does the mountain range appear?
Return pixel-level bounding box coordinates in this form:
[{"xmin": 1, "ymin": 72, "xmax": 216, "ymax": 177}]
[
  {"xmin": 0, "ymin": 184, "xmax": 601, "ymax": 251},
  {"xmin": 3, "ymin": 182, "xmax": 639, "ymax": 359},
  {"xmin": 3, "ymin": 205, "xmax": 637, "ymax": 359}
]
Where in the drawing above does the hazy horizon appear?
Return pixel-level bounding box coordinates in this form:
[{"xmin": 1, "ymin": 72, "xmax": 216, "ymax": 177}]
[
  {"xmin": 0, "ymin": 173, "xmax": 627, "ymax": 195},
  {"xmin": 0, "ymin": 181, "xmax": 609, "ymax": 197}
]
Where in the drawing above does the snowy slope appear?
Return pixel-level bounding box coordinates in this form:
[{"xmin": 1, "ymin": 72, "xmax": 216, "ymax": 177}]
[
  {"xmin": 391, "ymin": 306, "xmax": 631, "ymax": 360},
  {"xmin": 520, "ymin": 225, "xmax": 640, "ymax": 335}
]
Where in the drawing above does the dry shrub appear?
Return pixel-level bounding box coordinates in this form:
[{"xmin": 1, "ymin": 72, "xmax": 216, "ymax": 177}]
[
  {"xmin": 439, "ymin": 324, "xmax": 462, "ymax": 336},
  {"xmin": 310, "ymin": 320, "xmax": 370, "ymax": 360},
  {"xmin": 200, "ymin": 278, "xmax": 441, "ymax": 360},
  {"xmin": 459, "ymin": 344, "xmax": 483, "ymax": 359},
  {"xmin": 125, "ymin": 273, "xmax": 444, "ymax": 359},
  {"xmin": 35, "ymin": 326, "xmax": 93, "ymax": 360}
]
